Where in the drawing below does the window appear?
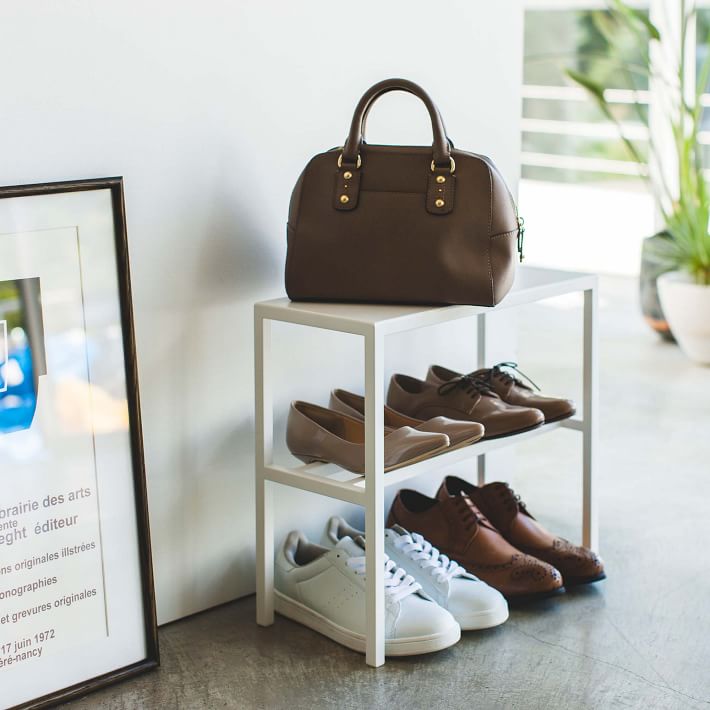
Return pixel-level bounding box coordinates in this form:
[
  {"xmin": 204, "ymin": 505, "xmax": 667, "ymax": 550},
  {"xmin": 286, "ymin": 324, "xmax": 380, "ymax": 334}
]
[
  {"xmin": 523, "ymin": 5, "xmax": 650, "ymax": 183},
  {"xmin": 520, "ymin": 1, "xmax": 656, "ymax": 274}
]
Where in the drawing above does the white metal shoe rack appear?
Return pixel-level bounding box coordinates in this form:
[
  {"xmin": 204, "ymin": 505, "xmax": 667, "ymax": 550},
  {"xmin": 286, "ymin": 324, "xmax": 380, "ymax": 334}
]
[{"xmin": 254, "ymin": 265, "xmax": 599, "ymax": 667}]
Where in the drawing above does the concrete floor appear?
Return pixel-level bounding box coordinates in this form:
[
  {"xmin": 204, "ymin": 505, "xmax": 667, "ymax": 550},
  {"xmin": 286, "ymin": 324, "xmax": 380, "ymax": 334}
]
[{"xmin": 64, "ymin": 276, "xmax": 710, "ymax": 710}]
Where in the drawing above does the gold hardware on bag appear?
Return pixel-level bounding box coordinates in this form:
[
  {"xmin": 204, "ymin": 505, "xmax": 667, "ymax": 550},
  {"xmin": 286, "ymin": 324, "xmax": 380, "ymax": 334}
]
[
  {"xmin": 431, "ymin": 157, "xmax": 455, "ymax": 174},
  {"xmin": 436, "ymin": 175, "xmax": 446, "ymax": 184},
  {"xmin": 435, "ymin": 199, "xmax": 445, "ymax": 208},
  {"xmin": 340, "ymin": 195, "xmax": 350, "ymax": 204},
  {"xmin": 338, "ymin": 153, "xmax": 362, "ymax": 169},
  {"xmin": 343, "ymin": 171, "xmax": 352, "ymax": 180}
]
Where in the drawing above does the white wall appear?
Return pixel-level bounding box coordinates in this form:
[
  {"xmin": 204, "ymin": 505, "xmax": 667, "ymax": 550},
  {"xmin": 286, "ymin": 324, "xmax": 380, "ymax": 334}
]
[
  {"xmin": 519, "ymin": 180, "xmax": 654, "ymax": 276},
  {"xmin": 0, "ymin": 0, "xmax": 523, "ymax": 624}
]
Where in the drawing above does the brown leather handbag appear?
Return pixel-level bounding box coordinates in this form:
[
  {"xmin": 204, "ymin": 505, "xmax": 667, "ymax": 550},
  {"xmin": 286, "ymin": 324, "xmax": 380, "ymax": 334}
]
[{"xmin": 285, "ymin": 78, "xmax": 524, "ymax": 306}]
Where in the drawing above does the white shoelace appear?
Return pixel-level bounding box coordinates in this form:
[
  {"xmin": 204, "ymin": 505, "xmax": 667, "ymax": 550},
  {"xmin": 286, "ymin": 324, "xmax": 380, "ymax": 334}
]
[
  {"xmin": 392, "ymin": 532, "xmax": 463, "ymax": 583},
  {"xmin": 346, "ymin": 555, "xmax": 422, "ymax": 603}
]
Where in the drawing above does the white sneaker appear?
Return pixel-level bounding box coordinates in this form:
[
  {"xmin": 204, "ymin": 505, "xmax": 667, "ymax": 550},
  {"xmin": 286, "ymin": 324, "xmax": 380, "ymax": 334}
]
[
  {"xmin": 274, "ymin": 531, "xmax": 461, "ymax": 656},
  {"xmin": 322, "ymin": 517, "xmax": 509, "ymax": 631}
]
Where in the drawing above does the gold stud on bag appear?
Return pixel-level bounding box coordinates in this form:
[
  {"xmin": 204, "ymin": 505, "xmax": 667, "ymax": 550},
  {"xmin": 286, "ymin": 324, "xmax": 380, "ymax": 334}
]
[{"xmin": 285, "ymin": 78, "xmax": 523, "ymax": 306}]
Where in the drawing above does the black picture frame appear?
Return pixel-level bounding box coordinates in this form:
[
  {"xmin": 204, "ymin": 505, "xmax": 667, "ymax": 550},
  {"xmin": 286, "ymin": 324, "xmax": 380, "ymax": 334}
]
[{"xmin": 0, "ymin": 178, "xmax": 159, "ymax": 709}]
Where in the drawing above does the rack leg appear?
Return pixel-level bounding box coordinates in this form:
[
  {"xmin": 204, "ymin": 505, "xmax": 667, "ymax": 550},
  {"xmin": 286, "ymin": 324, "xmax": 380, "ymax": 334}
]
[
  {"xmin": 582, "ymin": 287, "xmax": 599, "ymax": 552},
  {"xmin": 364, "ymin": 327, "xmax": 385, "ymax": 667},
  {"xmin": 255, "ymin": 316, "xmax": 274, "ymax": 626},
  {"xmin": 477, "ymin": 454, "xmax": 486, "ymax": 487},
  {"xmin": 477, "ymin": 313, "xmax": 487, "ymax": 486},
  {"xmin": 256, "ymin": 478, "xmax": 274, "ymax": 625}
]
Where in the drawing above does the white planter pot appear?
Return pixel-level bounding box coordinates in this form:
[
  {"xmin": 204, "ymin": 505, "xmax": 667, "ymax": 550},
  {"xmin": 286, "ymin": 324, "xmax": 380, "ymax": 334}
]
[{"xmin": 657, "ymin": 271, "xmax": 710, "ymax": 365}]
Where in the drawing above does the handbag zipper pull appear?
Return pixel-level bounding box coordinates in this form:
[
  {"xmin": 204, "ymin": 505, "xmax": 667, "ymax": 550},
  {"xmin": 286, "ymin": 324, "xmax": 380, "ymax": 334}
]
[{"xmin": 517, "ymin": 216, "xmax": 525, "ymax": 262}]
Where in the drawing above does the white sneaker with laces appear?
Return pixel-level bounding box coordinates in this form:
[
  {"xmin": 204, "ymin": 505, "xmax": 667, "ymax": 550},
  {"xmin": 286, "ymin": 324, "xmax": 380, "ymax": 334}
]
[
  {"xmin": 322, "ymin": 517, "xmax": 509, "ymax": 630},
  {"xmin": 274, "ymin": 531, "xmax": 461, "ymax": 655}
]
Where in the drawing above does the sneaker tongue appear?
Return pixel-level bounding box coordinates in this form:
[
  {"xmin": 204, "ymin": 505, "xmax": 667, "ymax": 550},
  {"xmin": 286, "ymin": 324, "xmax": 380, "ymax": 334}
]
[{"xmin": 335, "ymin": 535, "xmax": 365, "ymax": 556}]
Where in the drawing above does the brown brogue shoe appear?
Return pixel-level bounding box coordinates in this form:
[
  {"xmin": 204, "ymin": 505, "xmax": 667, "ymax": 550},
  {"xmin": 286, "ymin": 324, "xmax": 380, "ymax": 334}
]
[
  {"xmin": 387, "ymin": 488, "xmax": 564, "ymax": 601},
  {"xmin": 443, "ymin": 476, "xmax": 605, "ymax": 586}
]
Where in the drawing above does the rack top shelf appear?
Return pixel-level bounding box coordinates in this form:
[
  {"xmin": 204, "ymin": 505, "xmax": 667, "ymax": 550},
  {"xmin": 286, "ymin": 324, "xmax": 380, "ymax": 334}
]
[{"xmin": 255, "ymin": 266, "xmax": 596, "ymax": 336}]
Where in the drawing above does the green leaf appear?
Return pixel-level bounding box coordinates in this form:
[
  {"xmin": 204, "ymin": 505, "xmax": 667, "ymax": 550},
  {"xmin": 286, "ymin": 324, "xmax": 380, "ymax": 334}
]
[
  {"xmin": 627, "ymin": 9, "xmax": 661, "ymax": 40},
  {"xmin": 610, "ymin": 0, "xmax": 661, "ymax": 40},
  {"xmin": 564, "ymin": 69, "xmax": 606, "ymax": 102},
  {"xmin": 565, "ymin": 1, "xmax": 710, "ymax": 283},
  {"xmin": 592, "ymin": 10, "xmax": 620, "ymax": 46}
]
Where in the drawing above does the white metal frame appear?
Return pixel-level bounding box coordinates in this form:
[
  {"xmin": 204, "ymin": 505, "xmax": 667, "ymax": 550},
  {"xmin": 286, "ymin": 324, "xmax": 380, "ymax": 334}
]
[{"xmin": 254, "ymin": 265, "xmax": 599, "ymax": 668}]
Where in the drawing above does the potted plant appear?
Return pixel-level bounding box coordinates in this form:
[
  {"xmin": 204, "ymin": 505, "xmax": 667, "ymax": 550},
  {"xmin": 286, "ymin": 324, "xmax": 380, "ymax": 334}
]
[
  {"xmin": 566, "ymin": 0, "xmax": 710, "ymax": 348},
  {"xmin": 656, "ymin": 215, "xmax": 710, "ymax": 364}
]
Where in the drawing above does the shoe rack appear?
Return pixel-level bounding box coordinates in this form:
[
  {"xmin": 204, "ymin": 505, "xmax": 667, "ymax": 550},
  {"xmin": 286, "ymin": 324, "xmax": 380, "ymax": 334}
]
[{"xmin": 254, "ymin": 265, "xmax": 599, "ymax": 667}]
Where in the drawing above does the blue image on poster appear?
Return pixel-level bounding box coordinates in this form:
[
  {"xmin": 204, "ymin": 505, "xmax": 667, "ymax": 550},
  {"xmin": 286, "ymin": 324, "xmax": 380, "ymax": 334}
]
[{"xmin": 0, "ymin": 278, "xmax": 46, "ymax": 434}]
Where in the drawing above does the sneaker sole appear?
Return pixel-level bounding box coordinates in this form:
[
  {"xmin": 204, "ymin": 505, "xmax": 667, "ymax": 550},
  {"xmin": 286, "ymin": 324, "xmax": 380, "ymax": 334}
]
[
  {"xmin": 456, "ymin": 603, "xmax": 510, "ymax": 631},
  {"xmin": 274, "ymin": 590, "xmax": 461, "ymax": 656}
]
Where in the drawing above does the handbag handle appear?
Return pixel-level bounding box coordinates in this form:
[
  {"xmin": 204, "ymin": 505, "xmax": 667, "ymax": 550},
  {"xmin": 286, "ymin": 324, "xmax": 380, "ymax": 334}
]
[{"xmin": 341, "ymin": 78, "xmax": 453, "ymax": 170}]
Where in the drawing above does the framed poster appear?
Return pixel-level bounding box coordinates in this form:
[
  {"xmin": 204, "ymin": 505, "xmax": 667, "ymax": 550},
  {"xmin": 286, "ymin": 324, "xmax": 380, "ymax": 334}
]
[{"xmin": 0, "ymin": 178, "xmax": 158, "ymax": 709}]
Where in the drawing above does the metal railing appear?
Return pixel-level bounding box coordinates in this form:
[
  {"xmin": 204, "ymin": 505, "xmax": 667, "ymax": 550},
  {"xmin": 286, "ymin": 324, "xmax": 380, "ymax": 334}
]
[
  {"xmin": 522, "ymin": 84, "xmax": 648, "ymax": 176},
  {"xmin": 522, "ymin": 83, "xmax": 710, "ymax": 177}
]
